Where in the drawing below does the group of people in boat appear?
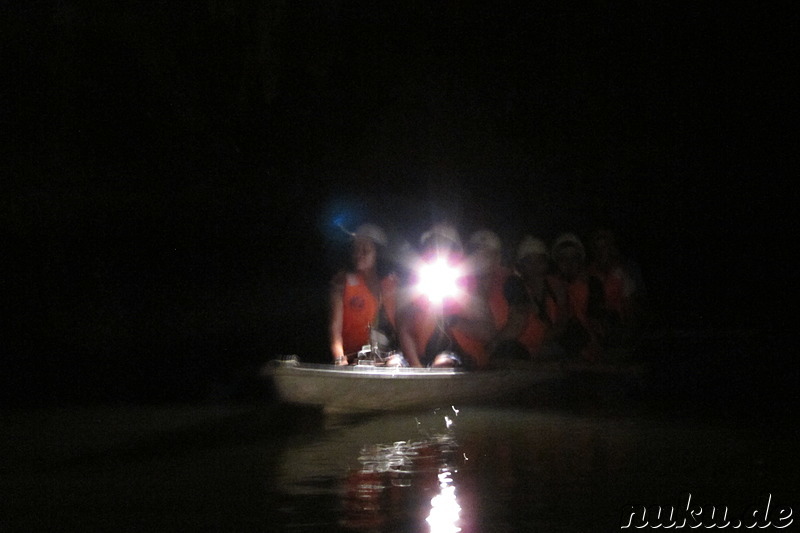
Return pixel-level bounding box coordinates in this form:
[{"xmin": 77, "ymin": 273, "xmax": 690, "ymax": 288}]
[{"xmin": 329, "ymin": 221, "xmax": 645, "ymax": 369}]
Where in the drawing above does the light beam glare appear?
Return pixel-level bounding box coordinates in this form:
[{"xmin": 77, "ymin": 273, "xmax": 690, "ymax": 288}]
[{"xmin": 416, "ymin": 257, "xmax": 462, "ymax": 303}]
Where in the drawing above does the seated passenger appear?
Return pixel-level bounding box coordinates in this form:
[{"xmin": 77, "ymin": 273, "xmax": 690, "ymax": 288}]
[
  {"xmin": 467, "ymin": 229, "xmax": 512, "ymax": 331},
  {"xmin": 329, "ymin": 224, "xmax": 398, "ymax": 365},
  {"xmin": 587, "ymin": 229, "xmax": 646, "ymax": 351},
  {"xmin": 396, "ymin": 223, "xmax": 495, "ymax": 369},
  {"xmin": 491, "ymin": 236, "xmax": 568, "ymax": 361},
  {"xmin": 551, "ymin": 233, "xmax": 605, "ymax": 361}
]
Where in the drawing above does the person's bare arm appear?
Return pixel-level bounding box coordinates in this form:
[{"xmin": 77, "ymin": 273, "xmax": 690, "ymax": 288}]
[
  {"xmin": 329, "ymin": 274, "xmax": 348, "ymax": 365},
  {"xmin": 452, "ymin": 294, "xmax": 496, "ymax": 342},
  {"xmin": 395, "ymin": 289, "xmax": 422, "ymax": 367},
  {"xmin": 487, "ymin": 303, "xmax": 527, "ymax": 355}
]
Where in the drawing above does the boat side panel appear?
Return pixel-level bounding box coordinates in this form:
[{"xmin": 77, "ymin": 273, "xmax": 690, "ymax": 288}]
[{"xmin": 270, "ymin": 364, "xmax": 561, "ymax": 413}]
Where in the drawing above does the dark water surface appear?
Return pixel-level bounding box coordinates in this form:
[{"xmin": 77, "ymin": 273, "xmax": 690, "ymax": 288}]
[{"xmin": 3, "ymin": 381, "xmax": 797, "ymax": 532}]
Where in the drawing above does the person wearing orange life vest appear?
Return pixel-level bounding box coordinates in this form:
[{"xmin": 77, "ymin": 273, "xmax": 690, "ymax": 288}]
[
  {"xmin": 586, "ymin": 228, "xmax": 645, "ymax": 349},
  {"xmin": 551, "ymin": 232, "xmax": 605, "ymax": 361},
  {"xmin": 329, "ymin": 224, "xmax": 398, "ymax": 365},
  {"xmin": 395, "ymin": 223, "xmax": 495, "ymax": 369},
  {"xmin": 466, "ymin": 229, "xmax": 511, "ymax": 331},
  {"xmin": 491, "ymin": 236, "xmax": 568, "ymax": 360}
]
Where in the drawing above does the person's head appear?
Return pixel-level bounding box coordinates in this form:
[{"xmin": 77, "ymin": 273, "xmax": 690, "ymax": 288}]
[
  {"xmin": 419, "ymin": 223, "xmax": 463, "ymax": 260},
  {"xmin": 516, "ymin": 236, "xmax": 549, "ymax": 279},
  {"xmin": 551, "ymin": 233, "xmax": 586, "ymax": 281},
  {"xmin": 468, "ymin": 229, "xmax": 503, "ymax": 275},
  {"xmin": 352, "ymin": 223, "xmax": 387, "ymax": 273}
]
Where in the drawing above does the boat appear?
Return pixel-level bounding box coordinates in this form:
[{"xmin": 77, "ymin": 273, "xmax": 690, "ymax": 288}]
[{"xmin": 262, "ymin": 356, "xmax": 566, "ymax": 414}]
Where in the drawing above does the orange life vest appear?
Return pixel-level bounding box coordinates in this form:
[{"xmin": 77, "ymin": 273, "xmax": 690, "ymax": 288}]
[
  {"xmin": 406, "ymin": 298, "xmax": 440, "ymax": 364},
  {"xmin": 341, "ymin": 273, "xmax": 397, "ymax": 356},
  {"xmin": 450, "ymin": 324, "xmax": 489, "ymax": 369},
  {"xmin": 517, "ymin": 276, "xmax": 562, "ymax": 359},
  {"xmin": 559, "ymin": 275, "xmax": 603, "ymax": 361},
  {"xmin": 487, "ymin": 266, "xmax": 511, "ymax": 329},
  {"xmin": 563, "ymin": 277, "xmax": 589, "ymax": 324},
  {"xmin": 451, "ymin": 270, "xmax": 504, "ymax": 369},
  {"xmin": 405, "ymin": 295, "xmax": 489, "ymax": 369},
  {"xmin": 588, "ymin": 263, "xmax": 634, "ymax": 319}
]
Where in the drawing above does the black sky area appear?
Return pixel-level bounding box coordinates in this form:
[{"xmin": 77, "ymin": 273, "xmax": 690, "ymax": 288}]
[{"xmin": 3, "ymin": 2, "xmax": 795, "ymax": 403}]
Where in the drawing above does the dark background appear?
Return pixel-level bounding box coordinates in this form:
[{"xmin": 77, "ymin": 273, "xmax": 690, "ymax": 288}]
[{"xmin": 3, "ymin": 2, "xmax": 795, "ymax": 405}]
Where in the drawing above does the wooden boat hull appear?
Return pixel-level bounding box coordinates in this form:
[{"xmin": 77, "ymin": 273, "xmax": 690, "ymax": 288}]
[{"xmin": 263, "ymin": 357, "xmax": 564, "ymax": 414}]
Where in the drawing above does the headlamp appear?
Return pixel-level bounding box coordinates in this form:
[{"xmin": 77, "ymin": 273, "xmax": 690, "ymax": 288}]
[{"xmin": 416, "ymin": 256, "xmax": 463, "ymax": 304}]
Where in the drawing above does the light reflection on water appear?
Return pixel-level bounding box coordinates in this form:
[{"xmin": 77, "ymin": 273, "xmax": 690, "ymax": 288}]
[
  {"xmin": 278, "ymin": 409, "xmax": 467, "ymax": 531},
  {"xmin": 426, "ymin": 469, "xmax": 461, "ymax": 533},
  {"xmin": 275, "ymin": 406, "xmax": 797, "ymax": 532},
  {"xmin": 2, "ymin": 403, "xmax": 796, "ymax": 532}
]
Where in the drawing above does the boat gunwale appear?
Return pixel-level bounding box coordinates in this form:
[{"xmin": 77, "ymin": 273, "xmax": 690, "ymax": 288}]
[{"xmin": 263, "ymin": 360, "xmax": 476, "ymax": 380}]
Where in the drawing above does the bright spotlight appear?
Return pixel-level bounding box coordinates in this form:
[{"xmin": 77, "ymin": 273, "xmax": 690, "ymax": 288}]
[{"xmin": 416, "ymin": 257, "xmax": 462, "ymax": 303}]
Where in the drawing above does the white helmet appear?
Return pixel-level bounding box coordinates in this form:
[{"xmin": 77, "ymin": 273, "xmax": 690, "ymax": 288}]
[
  {"xmin": 468, "ymin": 230, "xmax": 502, "ymax": 252},
  {"xmin": 551, "ymin": 233, "xmax": 585, "ymax": 261},
  {"xmin": 516, "ymin": 235, "xmax": 548, "ymax": 261},
  {"xmin": 420, "ymin": 223, "xmax": 462, "ymax": 251},
  {"xmin": 353, "ymin": 223, "xmax": 388, "ymax": 247}
]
